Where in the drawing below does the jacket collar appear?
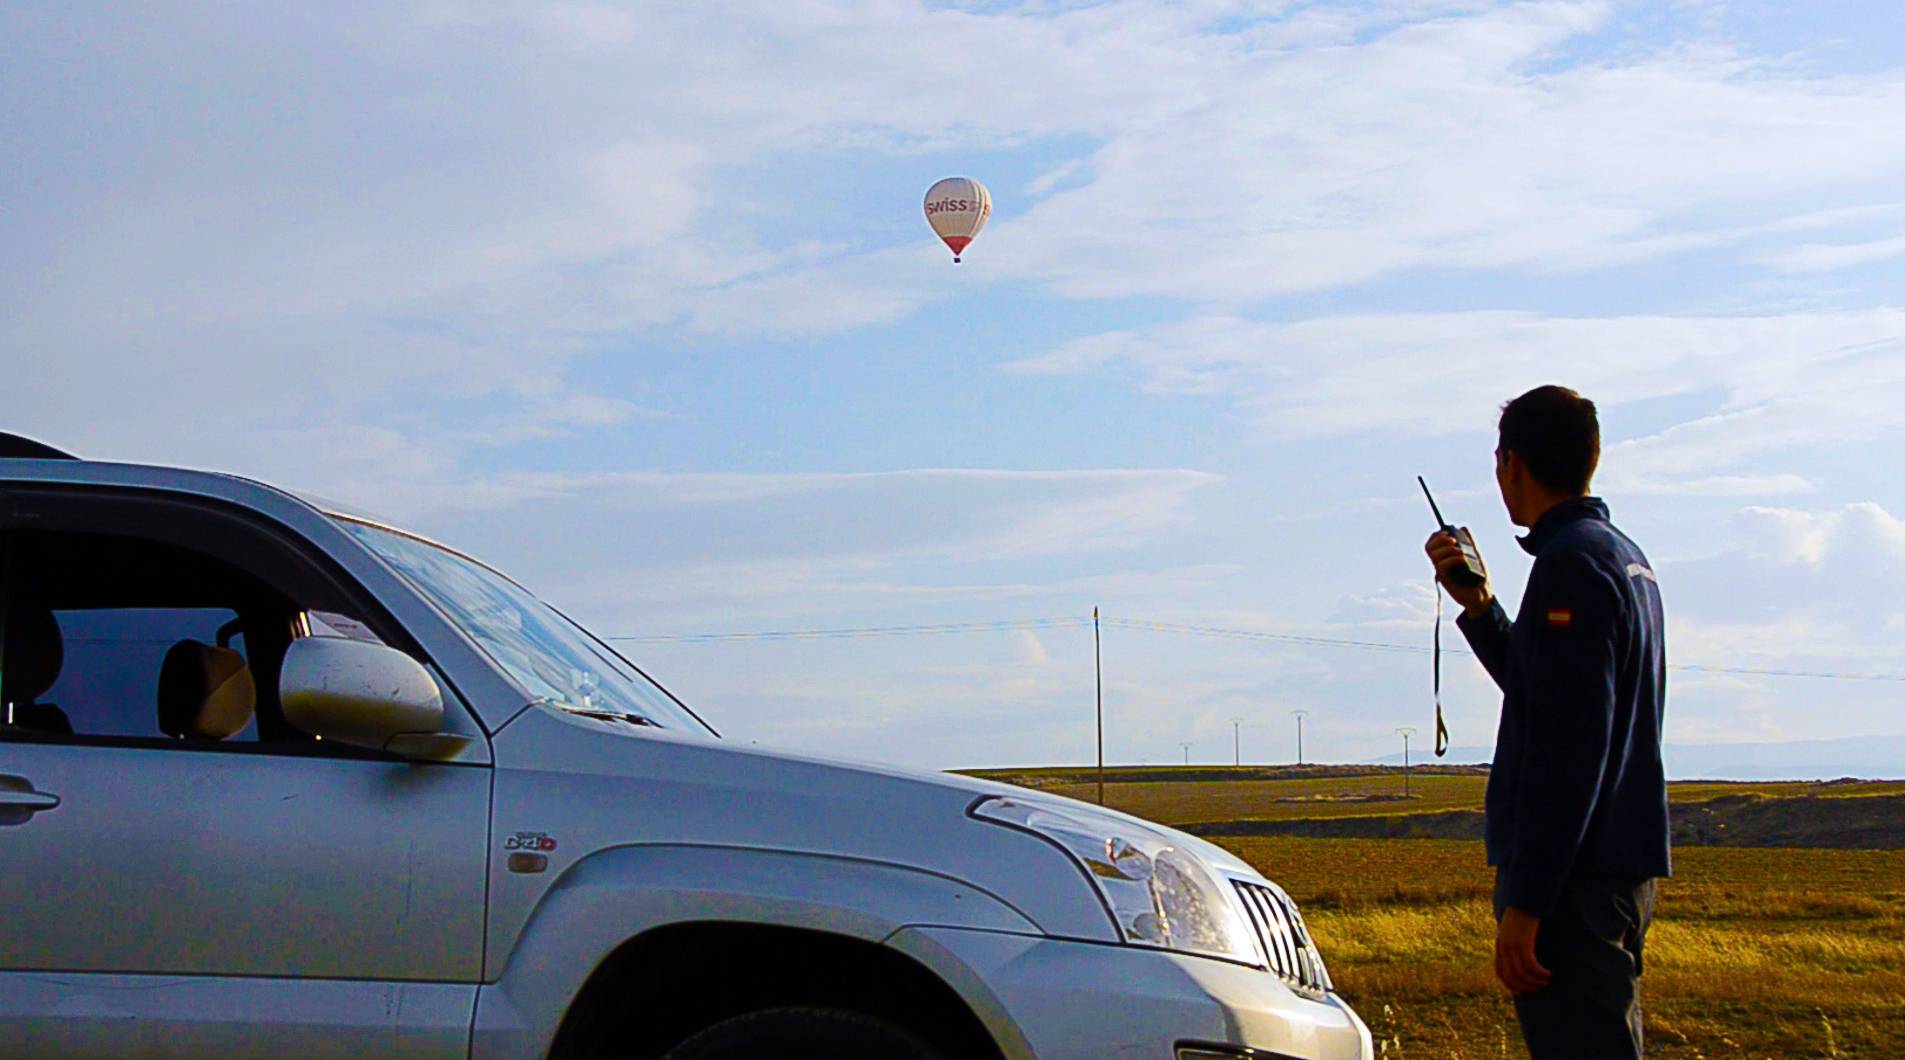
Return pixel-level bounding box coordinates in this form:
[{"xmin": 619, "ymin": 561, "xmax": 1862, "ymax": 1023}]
[{"xmin": 1518, "ymin": 496, "xmax": 1608, "ymax": 556}]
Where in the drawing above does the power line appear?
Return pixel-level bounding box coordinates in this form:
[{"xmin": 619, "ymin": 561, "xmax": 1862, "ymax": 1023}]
[
  {"xmin": 1114, "ymin": 617, "xmax": 1905, "ymax": 683},
  {"xmin": 607, "ymin": 612, "xmax": 1905, "ymax": 683},
  {"xmin": 1101, "ymin": 616, "xmax": 1441, "ymax": 655},
  {"xmin": 606, "ymin": 616, "xmax": 1092, "ymax": 643},
  {"xmin": 1670, "ymin": 663, "xmax": 1905, "ymax": 683}
]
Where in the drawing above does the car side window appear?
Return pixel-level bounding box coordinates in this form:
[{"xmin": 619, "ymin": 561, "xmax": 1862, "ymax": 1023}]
[
  {"xmin": 37, "ymin": 607, "xmax": 257, "ymax": 741},
  {"xmin": 0, "ymin": 518, "xmax": 393, "ymax": 754}
]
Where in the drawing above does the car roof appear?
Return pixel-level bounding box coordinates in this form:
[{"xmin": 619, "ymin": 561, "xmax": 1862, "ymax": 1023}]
[
  {"xmin": 1, "ymin": 453, "xmax": 531, "ymax": 595},
  {"xmin": 0, "ymin": 455, "xmax": 402, "ymax": 556},
  {"xmin": 0, "ymin": 432, "xmax": 81, "ymax": 460},
  {"xmin": 0, "ymin": 447, "xmax": 408, "ymax": 535}
]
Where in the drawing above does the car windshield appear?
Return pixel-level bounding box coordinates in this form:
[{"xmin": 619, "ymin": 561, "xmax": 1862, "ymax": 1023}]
[{"xmin": 336, "ymin": 518, "xmax": 712, "ymax": 734}]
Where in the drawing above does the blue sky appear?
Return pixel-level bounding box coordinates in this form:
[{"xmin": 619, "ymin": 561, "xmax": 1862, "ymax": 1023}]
[{"xmin": 6, "ymin": 1, "xmax": 1905, "ymax": 770}]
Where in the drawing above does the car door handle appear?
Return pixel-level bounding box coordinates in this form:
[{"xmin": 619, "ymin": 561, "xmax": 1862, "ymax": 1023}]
[{"xmin": 0, "ymin": 774, "xmax": 60, "ymax": 825}]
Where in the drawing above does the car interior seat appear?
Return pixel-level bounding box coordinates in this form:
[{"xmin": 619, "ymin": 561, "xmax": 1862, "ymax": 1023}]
[
  {"xmin": 157, "ymin": 639, "xmax": 257, "ymax": 740},
  {"xmin": 1, "ymin": 602, "xmax": 74, "ymax": 734}
]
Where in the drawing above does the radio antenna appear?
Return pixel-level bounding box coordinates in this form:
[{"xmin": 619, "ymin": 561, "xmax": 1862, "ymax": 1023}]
[{"xmin": 1417, "ymin": 476, "xmax": 1448, "ymax": 528}]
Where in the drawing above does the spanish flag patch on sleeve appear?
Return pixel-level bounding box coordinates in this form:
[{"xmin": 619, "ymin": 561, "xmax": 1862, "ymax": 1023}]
[{"xmin": 1546, "ymin": 608, "xmax": 1573, "ymax": 628}]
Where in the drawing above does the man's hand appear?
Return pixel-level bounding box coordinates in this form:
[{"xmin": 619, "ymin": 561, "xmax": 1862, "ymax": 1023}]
[
  {"xmin": 1494, "ymin": 906, "xmax": 1551, "ymax": 995},
  {"xmin": 1424, "ymin": 529, "xmax": 1493, "ymax": 617}
]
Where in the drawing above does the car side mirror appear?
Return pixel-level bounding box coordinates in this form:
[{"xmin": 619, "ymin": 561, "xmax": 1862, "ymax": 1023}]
[{"xmin": 281, "ymin": 637, "xmax": 463, "ymax": 758}]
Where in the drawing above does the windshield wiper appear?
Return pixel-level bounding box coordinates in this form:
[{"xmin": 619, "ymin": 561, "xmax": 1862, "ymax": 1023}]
[{"xmin": 559, "ymin": 706, "xmax": 658, "ymax": 728}]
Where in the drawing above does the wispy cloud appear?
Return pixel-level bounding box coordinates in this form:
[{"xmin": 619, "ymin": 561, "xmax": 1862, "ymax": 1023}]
[
  {"xmin": 1761, "ymin": 232, "xmax": 1905, "ymax": 274},
  {"xmin": 1011, "ymin": 307, "xmax": 1905, "ymax": 491},
  {"xmin": 396, "ymin": 465, "xmax": 1223, "ymax": 622}
]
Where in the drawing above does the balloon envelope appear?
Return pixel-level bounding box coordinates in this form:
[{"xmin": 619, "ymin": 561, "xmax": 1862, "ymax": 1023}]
[{"xmin": 923, "ymin": 177, "xmax": 991, "ymax": 262}]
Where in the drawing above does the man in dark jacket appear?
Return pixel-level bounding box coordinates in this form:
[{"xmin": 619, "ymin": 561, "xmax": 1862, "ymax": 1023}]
[{"xmin": 1425, "ymin": 385, "xmax": 1669, "ymax": 1059}]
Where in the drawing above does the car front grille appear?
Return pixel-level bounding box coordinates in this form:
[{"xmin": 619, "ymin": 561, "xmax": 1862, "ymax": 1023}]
[{"xmin": 1233, "ymin": 880, "xmax": 1332, "ymax": 997}]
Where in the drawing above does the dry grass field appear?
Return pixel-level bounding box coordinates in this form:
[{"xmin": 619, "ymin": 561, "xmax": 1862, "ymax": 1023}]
[
  {"xmin": 1222, "ymin": 837, "xmax": 1905, "ymax": 1058},
  {"xmin": 1064, "ymin": 772, "xmax": 1490, "ymax": 822},
  {"xmin": 964, "ymin": 768, "xmax": 1905, "ymax": 1057}
]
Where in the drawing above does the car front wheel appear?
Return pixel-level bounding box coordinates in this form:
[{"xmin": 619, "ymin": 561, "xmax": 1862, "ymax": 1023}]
[{"xmin": 658, "ymin": 1005, "xmax": 947, "ymax": 1060}]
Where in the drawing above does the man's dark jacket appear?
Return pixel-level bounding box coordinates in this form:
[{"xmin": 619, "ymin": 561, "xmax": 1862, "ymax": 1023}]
[{"xmin": 1457, "ymin": 497, "xmax": 1670, "ymax": 917}]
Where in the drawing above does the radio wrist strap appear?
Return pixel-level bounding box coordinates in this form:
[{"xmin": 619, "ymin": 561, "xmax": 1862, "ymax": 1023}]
[{"xmin": 1432, "ymin": 582, "xmax": 1450, "ymax": 757}]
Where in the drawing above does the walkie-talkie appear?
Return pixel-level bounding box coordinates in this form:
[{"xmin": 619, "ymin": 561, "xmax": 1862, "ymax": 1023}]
[{"xmin": 1418, "ymin": 476, "xmax": 1486, "ymax": 587}]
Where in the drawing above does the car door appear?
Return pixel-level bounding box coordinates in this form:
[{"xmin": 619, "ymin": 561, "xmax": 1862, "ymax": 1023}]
[{"xmin": 0, "ymin": 491, "xmax": 491, "ymax": 1058}]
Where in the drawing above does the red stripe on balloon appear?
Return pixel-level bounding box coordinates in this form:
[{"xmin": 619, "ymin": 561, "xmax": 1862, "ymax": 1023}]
[{"xmin": 942, "ymin": 236, "xmax": 972, "ymax": 254}]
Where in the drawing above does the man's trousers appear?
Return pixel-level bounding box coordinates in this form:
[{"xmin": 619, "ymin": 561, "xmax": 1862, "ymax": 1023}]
[{"xmin": 1496, "ymin": 871, "xmax": 1657, "ymax": 1059}]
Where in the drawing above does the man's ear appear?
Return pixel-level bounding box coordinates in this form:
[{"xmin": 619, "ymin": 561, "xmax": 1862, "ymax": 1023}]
[
  {"xmin": 1499, "ymin": 449, "xmax": 1524, "ymax": 486},
  {"xmin": 1497, "ymin": 449, "xmax": 1528, "ymax": 520}
]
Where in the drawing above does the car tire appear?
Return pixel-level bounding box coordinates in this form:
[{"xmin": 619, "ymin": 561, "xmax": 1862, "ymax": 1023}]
[{"xmin": 658, "ymin": 1005, "xmax": 947, "ymax": 1060}]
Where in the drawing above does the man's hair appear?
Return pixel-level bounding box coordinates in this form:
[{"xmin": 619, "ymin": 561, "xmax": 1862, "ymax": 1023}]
[{"xmin": 1498, "ymin": 385, "xmax": 1599, "ymax": 495}]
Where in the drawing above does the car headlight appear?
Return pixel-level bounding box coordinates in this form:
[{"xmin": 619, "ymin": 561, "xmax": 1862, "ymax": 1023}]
[{"xmin": 971, "ymin": 795, "xmax": 1257, "ymax": 965}]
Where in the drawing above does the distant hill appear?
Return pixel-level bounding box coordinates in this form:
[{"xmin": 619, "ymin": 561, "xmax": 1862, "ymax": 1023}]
[
  {"xmin": 962, "ymin": 763, "xmax": 1487, "ymax": 788},
  {"xmin": 1186, "ymin": 790, "xmax": 1905, "ymax": 850},
  {"xmin": 1367, "ymin": 734, "xmax": 1905, "ymax": 781},
  {"xmin": 1369, "ymin": 745, "xmax": 1495, "ymax": 766}
]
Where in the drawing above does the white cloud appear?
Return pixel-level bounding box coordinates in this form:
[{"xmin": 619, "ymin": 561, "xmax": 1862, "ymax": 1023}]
[
  {"xmin": 1329, "ymin": 582, "xmax": 1441, "ymax": 626},
  {"xmin": 542, "ymin": 557, "xmax": 1243, "ymax": 632},
  {"xmin": 967, "ymin": 2, "xmax": 1905, "ymax": 301},
  {"xmin": 1644, "ymin": 501, "xmax": 1905, "ymax": 744},
  {"xmin": 388, "ymin": 466, "xmax": 1222, "ymax": 625},
  {"xmin": 1016, "ymin": 629, "xmax": 1052, "ymax": 666},
  {"xmin": 1761, "ymin": 232, "xmax": 1905, "ymax": 274},
  {"xmin": 1654, "ymin": 502, "xmax": 1905, "ymax": 667},
  {"xmin": 1736, "ymin": 501, "xmax": 1905, "ymax": 574},
  {"xmin": 680, "ymin": 245, "xmax": 945, "ymax": 338},
  {"xmin": 1011, "ymin": 307, "xmax": 1905, "ymax": 491},
  {"xmin": 465, "ymin": 391, "xmax": 673, "ymax": 446}
]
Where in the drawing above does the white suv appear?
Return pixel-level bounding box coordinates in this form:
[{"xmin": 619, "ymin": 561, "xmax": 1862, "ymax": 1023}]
[{"xmin": 0, "ymin": 439, "xmax": 1371, "ymax": 1059}]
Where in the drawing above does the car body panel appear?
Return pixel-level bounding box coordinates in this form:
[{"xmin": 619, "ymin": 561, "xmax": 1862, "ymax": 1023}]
[
  {"xmin": 482, "ymin": 706, "xmax": 1119, "ymax": 985},
  {"xmin": 0, "ymin": 740, "xmax": 490, "ymax": 981},
  {"xmin": 891, "ymin": 926, "xmax": 1374, "ymax": 1060},
  {"xmin": 470, "ymin": 843, "xmax": 1038, "ymax": 1058},
  {"xmin": 0, "ymin": 973, "xmax": 474, "ymax": 1058}
]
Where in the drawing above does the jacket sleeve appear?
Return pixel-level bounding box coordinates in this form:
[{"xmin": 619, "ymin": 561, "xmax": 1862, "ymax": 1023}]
[
  {"xmin": 1497, "ymin": 554, "xmax": 1623, "ymax": 917},
  {"xmin": 1455, "ymin": 598, "xmax": 1513, "ymax": 691}
]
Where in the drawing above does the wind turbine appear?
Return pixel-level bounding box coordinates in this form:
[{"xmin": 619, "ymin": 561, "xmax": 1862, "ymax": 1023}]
[{"xmin": 1396, "ymin": 726, "xmax": 1417, "ymax": 798}]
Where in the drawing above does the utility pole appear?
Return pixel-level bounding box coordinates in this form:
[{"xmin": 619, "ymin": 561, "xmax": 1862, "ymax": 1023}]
[
  {"xmin": 1396, "ymin": 726, "xmax": 1416, "ymax": 798},
  {"xmin": 1230, "ymin": 716, "xmax": 1243, "ymax": 767},
  {"xmin": 1291, "ymin": 709, "xmax": 1308, "ymax": 766},
  {"xmin": 1094, "ymin": 607, "xmax": 1104, "ymax": 806},
  {"xmin": 1180, "ymin": 741, "xmax": 1192, "ymax": 765}
]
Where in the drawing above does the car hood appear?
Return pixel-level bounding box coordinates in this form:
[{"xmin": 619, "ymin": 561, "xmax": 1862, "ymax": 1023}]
[{"xmin": 490, "ymin": 705, "xmax": 1262, "ymax": 939}]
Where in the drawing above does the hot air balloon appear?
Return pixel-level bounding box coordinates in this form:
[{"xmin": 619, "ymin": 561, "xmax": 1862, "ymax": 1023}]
[{"xmin": 923, "ymin": 177, "xmax": 991, "ymax": 263}]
